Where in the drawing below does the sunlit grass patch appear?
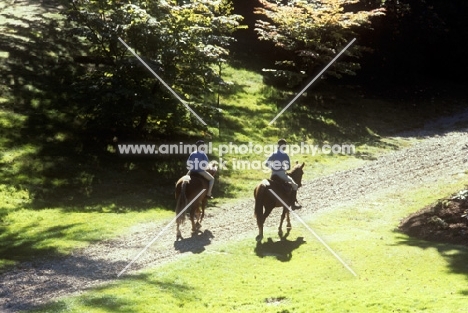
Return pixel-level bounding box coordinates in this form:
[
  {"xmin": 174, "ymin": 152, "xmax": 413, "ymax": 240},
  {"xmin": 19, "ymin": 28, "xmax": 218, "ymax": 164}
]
[{"xmin": 0, "ymin": 109, "xmax": 26, "ymax": 127}]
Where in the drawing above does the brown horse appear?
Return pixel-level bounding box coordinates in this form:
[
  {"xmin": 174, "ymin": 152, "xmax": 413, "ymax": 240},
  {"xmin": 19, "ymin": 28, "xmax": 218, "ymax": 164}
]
[
  {"xmin": 254, "ymin": 162, "xmax": 305, "ymax": 242},
  {"xmin": 175, "ymin": 162, "xmax": 217, "ymax": 240}
]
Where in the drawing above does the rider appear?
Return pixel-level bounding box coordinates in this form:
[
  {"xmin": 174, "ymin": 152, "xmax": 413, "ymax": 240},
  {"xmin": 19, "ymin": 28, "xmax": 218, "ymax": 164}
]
[
  {"xmin": 187, "ymin": 140, "xmax": 214, "ymax": 199},
  {"xmin": 265, "ymin": 138, "xmax": 300, "ymax": 208}
]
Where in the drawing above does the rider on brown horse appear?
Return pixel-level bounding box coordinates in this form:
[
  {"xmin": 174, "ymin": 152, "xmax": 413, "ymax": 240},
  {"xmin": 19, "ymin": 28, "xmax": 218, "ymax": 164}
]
[
  {"xmin": 187, "ymin": 140, "xmax": 214, "ymax": 199},
  {"xmin": 265, "ymin": 138, "xmax": 301, "ymax": 209}
]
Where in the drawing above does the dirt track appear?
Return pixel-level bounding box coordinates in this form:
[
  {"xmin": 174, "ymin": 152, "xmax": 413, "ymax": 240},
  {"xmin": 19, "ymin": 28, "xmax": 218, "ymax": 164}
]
[{"xmin": 2, "ymin": 110, "xmax": 468, "ymax": 312}]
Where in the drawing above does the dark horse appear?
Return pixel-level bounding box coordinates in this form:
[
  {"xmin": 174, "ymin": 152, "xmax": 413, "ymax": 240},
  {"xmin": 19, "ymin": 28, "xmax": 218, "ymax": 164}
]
[
  {"xmin": 254, "ymin": 162, "xmax": 305, "ymax": 242},
  {"xmin": 175, "ymin": 162, "xmax": 217, "ymax": 240}
]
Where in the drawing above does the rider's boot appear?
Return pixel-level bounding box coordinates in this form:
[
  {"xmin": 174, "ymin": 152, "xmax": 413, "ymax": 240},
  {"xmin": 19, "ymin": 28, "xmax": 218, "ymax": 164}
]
[{"xmin": 291, "ymin": 190, "xmax": 301, "ymax": 210}]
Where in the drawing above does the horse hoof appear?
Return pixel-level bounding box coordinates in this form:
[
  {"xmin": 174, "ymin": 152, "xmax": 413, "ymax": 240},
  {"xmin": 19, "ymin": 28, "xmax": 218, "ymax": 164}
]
[
  {"xmin": 195, "ymin": 222, "xmax": 201, "ymax": 230},
  {"xmin": 255, "ymin": 235, "xmax": 263, "ymax": 242}
]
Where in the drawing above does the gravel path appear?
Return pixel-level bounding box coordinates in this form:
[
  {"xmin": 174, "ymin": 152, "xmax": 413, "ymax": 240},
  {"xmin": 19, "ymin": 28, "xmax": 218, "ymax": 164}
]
[{"xmin": 1, "ymin": 111, "xmax": 468, "ymax": 312}]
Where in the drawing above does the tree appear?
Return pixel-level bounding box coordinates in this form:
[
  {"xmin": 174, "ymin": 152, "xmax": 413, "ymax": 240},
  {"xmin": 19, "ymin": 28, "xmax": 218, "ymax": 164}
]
[
  {"xmin": 358, "ymin": 0, "xmax": 468, "ymax": 84},
  {"xmin": 65, "ymin": 0, "xmax": 243, "ymax": 143},
  {"xmin": 254, "ymin": 0, "xmax": 385, "ymax": 86}
]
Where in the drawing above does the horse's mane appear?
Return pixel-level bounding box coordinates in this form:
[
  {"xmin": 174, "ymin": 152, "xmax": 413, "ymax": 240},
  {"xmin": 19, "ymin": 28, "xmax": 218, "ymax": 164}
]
[
  {"xmin": 207, "ymin": 161, "xmax": 218, "ymax": 175},
  {"xmin": 288, "ymin": 162, "xmax": 303, "ymax": 174}
]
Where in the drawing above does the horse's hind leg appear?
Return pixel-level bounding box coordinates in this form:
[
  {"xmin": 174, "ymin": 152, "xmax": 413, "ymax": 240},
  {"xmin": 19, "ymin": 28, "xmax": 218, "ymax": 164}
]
[
  {"xmin": 255, "ymin": 206, "xmax": 266, "ymax": 242},
  {"xmin": 190, "ymin": 208, "xmax": 197, "ymax": 234},
  {"xmin": 195, "ymin": 208, "xmax": 202, "ymax": 231},
  {"xmin": 278, "ymin": 208, "xmax": 288, "ymax": 237},
  {"xmin": 256, "ymin": 217, "xmax": 264, "ymax": 242},
  {"xmin": 197, "ymin": 199, "xmax": 207, "ymax": 230},
  {"xmin": 176, "ymin": 221, "xmax": 182, "ymax": 240},
  {"xmin": 200, "ymin": 200, "xmax": 206, "ymax": 224},
  {"xmin": 256, "ymin": 205, "xmax": 274, "ymax": 242},
  {"xmin": 191, "ymin": 204, "xmax": 202, "ymax": 234}
]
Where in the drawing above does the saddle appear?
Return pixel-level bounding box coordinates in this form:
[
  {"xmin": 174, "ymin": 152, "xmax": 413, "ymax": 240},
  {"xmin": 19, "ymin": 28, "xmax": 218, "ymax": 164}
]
[
  {"xmin": 268, "ymin": 174, "xmax": 300, "ymax": 209},
  {"xmin": 268, "ymin": 174, "xmax": 294, "ymax": 194},
  {"xmin": 188, "ymin": 171, "xmax": 208, "ymax": 182}
]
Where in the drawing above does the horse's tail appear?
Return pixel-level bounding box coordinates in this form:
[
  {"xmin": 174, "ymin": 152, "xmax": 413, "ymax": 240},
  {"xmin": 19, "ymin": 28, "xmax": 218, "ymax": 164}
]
[
  {"xmin": 176, "ymin": 176, "xmax": 190, "ymax": 224},
  {"xmin": 254, "ymin": 182, "xmax": 267, "ymax": 219}
]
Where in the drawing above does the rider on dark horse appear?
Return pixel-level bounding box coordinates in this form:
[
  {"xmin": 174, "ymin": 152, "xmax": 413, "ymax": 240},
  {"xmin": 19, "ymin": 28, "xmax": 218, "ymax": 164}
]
[
  {"xmin": 265, "ymin": 138, "xmax": 301, "ymax": 209},
  {"xmin": 187, "ymin": 140, "xmax": 214, "ymax": 199}
]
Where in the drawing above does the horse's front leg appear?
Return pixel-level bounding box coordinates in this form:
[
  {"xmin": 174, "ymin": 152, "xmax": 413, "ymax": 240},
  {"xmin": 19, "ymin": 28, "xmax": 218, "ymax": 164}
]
[{"xmin": 286, "ymin": 210, "xmax": 291, "ymax": 229}]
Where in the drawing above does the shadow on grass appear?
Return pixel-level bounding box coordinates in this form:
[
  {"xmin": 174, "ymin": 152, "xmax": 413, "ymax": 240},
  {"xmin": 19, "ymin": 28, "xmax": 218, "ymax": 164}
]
[
  {"xmin": 174, "ymin": 229, "xmax": 214, "ymax": 254},
  {"xmin": 0, "ymin": 222, "xmax": 81, "ymax": 267},
  {"xmin": 0, "ymin": 251, "xmax": 132, "ymax": 312},
  {"xmin": 394, "ymin": 234, "xmax": 468, "ymax": 296},
  {"xmin": 0, "ymin": 1, "xmax": 192, "ymax": 213},
  {"xmin": 255, "ymin": 233, "xmax": 306, "ymax": 262},
  {"xmin": 25, "ymin": 272, "xmax": 197, "ymax": 313}
]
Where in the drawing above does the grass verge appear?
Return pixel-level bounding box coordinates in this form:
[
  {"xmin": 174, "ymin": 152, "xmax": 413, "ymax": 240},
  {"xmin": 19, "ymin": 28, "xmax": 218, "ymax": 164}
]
[{"xmin": 0, "ymin": 201, "xmax": 173, "ymax": 271}]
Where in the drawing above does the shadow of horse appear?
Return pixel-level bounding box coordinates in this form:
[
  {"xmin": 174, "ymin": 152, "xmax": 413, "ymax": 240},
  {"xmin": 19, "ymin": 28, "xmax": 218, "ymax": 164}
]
[
  {"xmin": 173, "ymin": 229, "xmax": 214, "ymax": 254},
  {"xmin": 254, "ymin": 230, "xmax": 306, "ymax": 262}
]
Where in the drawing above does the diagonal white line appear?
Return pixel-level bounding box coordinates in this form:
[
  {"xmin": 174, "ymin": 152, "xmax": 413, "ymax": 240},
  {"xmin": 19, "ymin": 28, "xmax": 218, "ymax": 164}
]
[
  {"xmin": 268, "ymin": 38, "xmax": 356, "ymax": 125},
  {"xmin": 118, "ymin": 37, "xmax": 207, "ymax": 126},
  {"xmin": 117, "ymin": 188, "xmax": 207, "ymax": 277},
  {"xmin": 268, "ymin": 189, "xmax": 357, "ymax": 277}
]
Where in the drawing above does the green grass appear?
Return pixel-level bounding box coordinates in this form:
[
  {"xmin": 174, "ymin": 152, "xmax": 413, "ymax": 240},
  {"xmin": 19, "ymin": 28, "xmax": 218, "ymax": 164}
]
[
  {"xmin": 0, "ymin": 198, "xmax": 174, "ymax": 270},
  {"xmin": 29, "ymin": 174, "xmax": 468, "ymax": 313}
]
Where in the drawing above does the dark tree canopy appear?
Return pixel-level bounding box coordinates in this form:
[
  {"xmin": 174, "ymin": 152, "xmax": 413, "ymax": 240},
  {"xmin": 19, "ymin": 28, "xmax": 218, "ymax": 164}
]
[
  {"xmin": 65, "ymin": 0, "xmax": 243, "ymax": 142},
  {"xmin": 353, "ymin": 0, "xmax": 468, "ymax": 84}
]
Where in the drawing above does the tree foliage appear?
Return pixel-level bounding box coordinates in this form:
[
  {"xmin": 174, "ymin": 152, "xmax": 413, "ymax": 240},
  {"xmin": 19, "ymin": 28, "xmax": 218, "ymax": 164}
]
[
  {"xmin": 64, "ymin": 0, "xmax": 243, "ymax": 142},
  {"xmin": 254, "ymin": 0, "xmax": 385, "ymax": 85}
]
